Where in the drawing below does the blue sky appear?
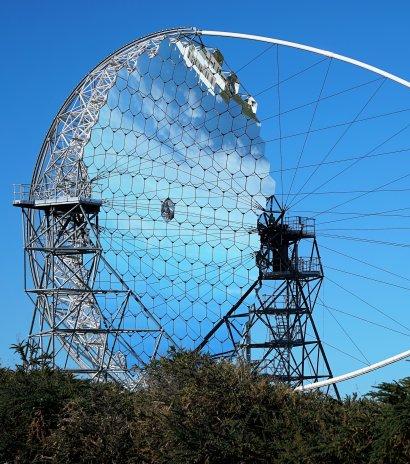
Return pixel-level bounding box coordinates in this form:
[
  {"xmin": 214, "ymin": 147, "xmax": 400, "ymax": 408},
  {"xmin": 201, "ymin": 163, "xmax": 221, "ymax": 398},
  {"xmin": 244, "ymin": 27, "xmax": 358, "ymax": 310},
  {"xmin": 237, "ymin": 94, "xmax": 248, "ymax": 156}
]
[{"xmin": 1, "ymin": 0, "xmax": 409, "ymax": 395}]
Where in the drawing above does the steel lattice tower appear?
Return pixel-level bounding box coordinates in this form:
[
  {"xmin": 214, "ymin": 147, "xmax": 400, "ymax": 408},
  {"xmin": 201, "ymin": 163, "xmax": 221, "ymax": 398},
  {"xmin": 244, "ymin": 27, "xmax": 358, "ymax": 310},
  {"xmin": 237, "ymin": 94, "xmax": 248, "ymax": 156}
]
[
  {"xmin": 13, "ymin": 187, "xmax": 174, "ymax": 385},
  {"xmin": 198, "ymin": 195, "xmax": 339, "ymax": 397}
]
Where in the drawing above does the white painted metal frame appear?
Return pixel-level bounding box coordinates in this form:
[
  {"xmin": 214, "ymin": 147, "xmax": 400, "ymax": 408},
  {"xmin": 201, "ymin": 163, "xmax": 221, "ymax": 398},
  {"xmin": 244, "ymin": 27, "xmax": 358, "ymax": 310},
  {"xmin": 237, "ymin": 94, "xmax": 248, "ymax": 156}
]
[
  {"xmin": 33, "ymin": 27, "xmax": 410, "ymax": 195},
  {"xmin": 295, "ymin": 349, "xmax": 410, "ymax": 391},
  {"xmin": 199, "ymin": 30, "xmax": 410, "ymax": 88}
]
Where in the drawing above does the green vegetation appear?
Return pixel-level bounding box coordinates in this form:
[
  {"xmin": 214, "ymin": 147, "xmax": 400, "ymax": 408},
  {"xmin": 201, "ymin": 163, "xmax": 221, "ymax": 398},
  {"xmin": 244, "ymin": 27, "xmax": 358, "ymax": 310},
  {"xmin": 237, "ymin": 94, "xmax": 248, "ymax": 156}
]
[{"xmin": 0, "ymin": 349, "xmax": 409, "ymax": 463}]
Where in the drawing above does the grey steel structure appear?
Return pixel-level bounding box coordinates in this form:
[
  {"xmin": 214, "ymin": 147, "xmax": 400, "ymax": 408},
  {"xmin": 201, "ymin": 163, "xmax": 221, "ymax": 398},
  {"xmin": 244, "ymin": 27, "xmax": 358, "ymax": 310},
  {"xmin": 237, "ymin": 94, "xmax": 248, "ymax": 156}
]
[
  {"xmin": 14, "ymin": 188, "xmax": 174, "ymax": 383},
  {"xmin": 13, "ymin": 27, "xmax": 410, "ymax": 392}
]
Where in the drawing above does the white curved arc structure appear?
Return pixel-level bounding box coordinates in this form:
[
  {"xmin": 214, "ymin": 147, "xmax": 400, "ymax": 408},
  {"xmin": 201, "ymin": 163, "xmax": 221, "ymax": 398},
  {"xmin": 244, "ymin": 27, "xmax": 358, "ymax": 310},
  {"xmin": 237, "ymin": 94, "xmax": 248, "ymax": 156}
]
[
  {"xmin": 199, "ymin": 30, "xmax": 410, "ymax": 88},
  {"xmin": 196, "ymin": 30, "xmax": 410, "ymax": 391},
  {"xmin": 295, "ymin": 349, "xmax": 410, "ymax": 391}
]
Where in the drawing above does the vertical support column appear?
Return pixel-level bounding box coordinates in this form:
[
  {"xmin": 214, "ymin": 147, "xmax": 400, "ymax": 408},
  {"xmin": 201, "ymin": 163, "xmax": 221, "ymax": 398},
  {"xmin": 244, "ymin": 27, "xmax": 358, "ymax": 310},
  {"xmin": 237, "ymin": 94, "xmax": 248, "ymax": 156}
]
[
  {"xmin": 16, "ymin": 198, "xmax": 107, "ymax": 374},
  {"xmin": 14, "ymin": 188, "xmax": 177, "ymax": 386}
]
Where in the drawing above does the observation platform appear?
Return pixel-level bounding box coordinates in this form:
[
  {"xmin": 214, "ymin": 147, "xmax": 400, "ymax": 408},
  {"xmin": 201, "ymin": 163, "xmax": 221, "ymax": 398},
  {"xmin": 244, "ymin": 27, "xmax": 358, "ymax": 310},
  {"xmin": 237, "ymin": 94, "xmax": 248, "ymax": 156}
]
[
  {"xmin": 13, "ymin": 184, "xmax": 102, "ymax": 212},
  {"xmin": 257, "ymin": 215, "xmax": 316, "ymax": 240},
  {"xmin": 258, "ymin": 256, "xmax": 322, "ymax": 280},
  {"xmin": 246, "ymin": 339, "xmax": 308, "ymax": 349},
  {"xmin": 281, "ymin": 216, "xmax": 315, "ymax": 238},
  {"xmin": 250, "ymin": 304, "xmax": 308, "ymax": 316}
]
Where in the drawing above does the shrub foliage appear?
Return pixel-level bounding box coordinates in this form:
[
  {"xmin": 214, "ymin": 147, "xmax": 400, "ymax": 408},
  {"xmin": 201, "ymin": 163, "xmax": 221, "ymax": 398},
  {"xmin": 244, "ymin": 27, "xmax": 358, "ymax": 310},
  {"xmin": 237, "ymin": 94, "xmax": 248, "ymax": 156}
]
[{"xmin": 0, "ymin": 350, "xmax": 408, "ymax": 463}]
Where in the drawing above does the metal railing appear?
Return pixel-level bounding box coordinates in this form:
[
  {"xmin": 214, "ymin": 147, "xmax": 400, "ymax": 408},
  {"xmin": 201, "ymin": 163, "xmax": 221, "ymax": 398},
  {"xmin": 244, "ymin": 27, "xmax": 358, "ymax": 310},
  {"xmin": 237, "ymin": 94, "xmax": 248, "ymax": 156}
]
[
  {"xmin": 13, "ymin": 184, "xmax": 32, "ymax": 203},
  {"xmin": 283, "ymin": 216, "xmax": 315, "ymax": 234},
  {"xmin": 293, "ymin": 257, "xmax": 321, "ymax": 273},
  {"xmin": 262, "ymin": 257, "xmax": 321, "ymax": 276},
  {"xmin": 13, "ymin": 182, "xmax": 92, "ymax": 203}
]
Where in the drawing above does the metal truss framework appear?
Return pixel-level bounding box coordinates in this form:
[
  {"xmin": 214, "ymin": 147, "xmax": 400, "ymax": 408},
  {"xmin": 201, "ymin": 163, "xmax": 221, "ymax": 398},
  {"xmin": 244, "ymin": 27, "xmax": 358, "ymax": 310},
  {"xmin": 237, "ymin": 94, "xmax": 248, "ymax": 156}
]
[
  {"xmin": 198, "ymin": 195, "xmax": 339, "ymax": 397},
  {"xmin": 14, "ymin": 30, "xmax": 194, "ymax": 385},
  {"xmin": 14, "ymin": 189, "xmax": 175, "ymax": 386},
  {"xmin": 13, "ymin": 28, "xmax": 409, "ymax": 391},
  {"xmin": 33, "ymin": 29, "xmax": 197, "ymax": 198}
]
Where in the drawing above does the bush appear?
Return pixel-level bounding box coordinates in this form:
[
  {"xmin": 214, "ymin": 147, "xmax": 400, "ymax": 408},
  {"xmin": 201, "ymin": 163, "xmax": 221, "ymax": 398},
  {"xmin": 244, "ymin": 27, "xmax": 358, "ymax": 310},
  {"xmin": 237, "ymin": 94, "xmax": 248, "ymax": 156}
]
[
  {"xmin": 0, "ymin": 367, "xmax": 88, "ymax": 462},
  {"xmin": 0, "ymin": 350, "xmax": 408, "ymax": 463},
  {"xmin": 368, "ymin": 377, "xmax": 410, "ymax": 463}
]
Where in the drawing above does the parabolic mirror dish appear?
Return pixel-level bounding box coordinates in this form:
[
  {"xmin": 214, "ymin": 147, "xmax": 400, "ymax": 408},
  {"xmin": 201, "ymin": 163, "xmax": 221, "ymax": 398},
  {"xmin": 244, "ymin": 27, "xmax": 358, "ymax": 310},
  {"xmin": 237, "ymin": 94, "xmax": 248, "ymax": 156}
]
[
  {"xmin": 84, "ymin": 37, "xmax": 275, "ymax": 356},
  {"xmin": 18, "ymin": 28, "xmax": 410, "ymax": 392},
  {"xmin": 28, "ymin": 31, "xmax": 275, "ymax": 382}
]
